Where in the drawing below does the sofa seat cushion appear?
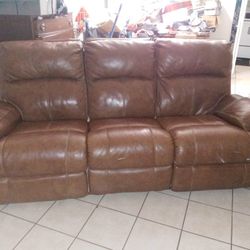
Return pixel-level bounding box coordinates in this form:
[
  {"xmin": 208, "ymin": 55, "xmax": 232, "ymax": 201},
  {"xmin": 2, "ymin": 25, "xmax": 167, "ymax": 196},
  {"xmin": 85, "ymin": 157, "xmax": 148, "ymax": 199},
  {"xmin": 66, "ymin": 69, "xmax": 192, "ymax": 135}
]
[
  {"xmin": 0, "ymin": 121, "xmax": 87, "ymax": 178},
  {"xmin": 88, "ymin": 118, "xmax": 173, "ymax": 170},
  {"xmin": 159, "ymin": 115, "xmax": 227, "ymax": 131},
  {"xmin": 158, "ymin": 116, "xmax": 250, "ymax": 166}
]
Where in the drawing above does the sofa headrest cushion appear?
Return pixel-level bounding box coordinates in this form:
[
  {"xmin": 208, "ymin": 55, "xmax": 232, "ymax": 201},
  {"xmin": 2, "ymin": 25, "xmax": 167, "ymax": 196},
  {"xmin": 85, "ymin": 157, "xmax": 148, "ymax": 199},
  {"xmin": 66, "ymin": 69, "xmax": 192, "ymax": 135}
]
[
  {"xmin": 0, "ymin": 41, "xmax": 84, "ymax": 81},
  {"xmin": 156, "ymin": 39, "xmax": 232, "ymax": 78},
  {"xmin": 85, "ymin": 39, "xmax": 154, "ymax": 80}
]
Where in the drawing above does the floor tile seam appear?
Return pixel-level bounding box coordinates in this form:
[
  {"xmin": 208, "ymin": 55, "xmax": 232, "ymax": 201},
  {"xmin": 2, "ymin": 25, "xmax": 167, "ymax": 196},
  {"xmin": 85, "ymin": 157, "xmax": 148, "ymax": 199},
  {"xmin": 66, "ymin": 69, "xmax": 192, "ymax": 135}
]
[
  {"xmin": 177, "ymin": 192, "xmax": 191, "ymax": 250},
  {"xmin": 67, "ymin": 203, "xmax": 98, "ymax": 250},
  {"xmin": 137, "ymin": 216, "xmax": 232, "ymax": 246},
  {"xmin": 97, "ymin": 204, "xmax": 138, "ymax": 217},
  {"xmin": 156, "ymin": 190, "xmax": 233, "ymax": 212},
  {"xmin": 232, "ymin": 244, "xmax": 250, "ymax": 250},
  {"xmin": 36, "ymin": 219, "xmax": 78, "ymax": 238},
  {"xmin": 0, "ymin": 210, "xmax": 36, "ymax": 224},
  {"xmin": 13, "ymin": 223, "xmax": 37, "ymax": 250},
  {"xmin": 232, "ymin": 210, "xmax": 250, "ymax": 217},
  {"xmin": 138, "ymin": 216, "xmax": 181, "ymax": 231},
  {"xmin": 122, "ymin": 192, "xmax": 149, "ymax": 250},
  {"xmin": 189, "ymin": 199, "xmax": 232, "ymax": 211},
  {"xmin": 76, "ymin": 198, "xmax": 100, "ymax": 206},
  {"xmin": 73, "ymin": 238, "xmax": 113, "ymax": 250},
  {"xmin": 156, "ymin": 191, "xmax": 189, "ymax": 200},
  {"xmin": 0, "ymin": 200, "xmax": 57, "ymax": 225},
  {"xmin": 12, "ymin": 201, "xmax": 57, "ymax": 249},
  {"xmin": 97, "ymin": 194, "xmax": 106, "ymax": 206},
  {"xmin": 0, "ymin": 204, "xmax": 8, "ymax": 211},
  {"xmin": 182, "ymin": 229, "xmax": 232, "ymax": 245},
  {"xmin": 68, "ymin": 192, "xmax": 106, "ymax": 249}
]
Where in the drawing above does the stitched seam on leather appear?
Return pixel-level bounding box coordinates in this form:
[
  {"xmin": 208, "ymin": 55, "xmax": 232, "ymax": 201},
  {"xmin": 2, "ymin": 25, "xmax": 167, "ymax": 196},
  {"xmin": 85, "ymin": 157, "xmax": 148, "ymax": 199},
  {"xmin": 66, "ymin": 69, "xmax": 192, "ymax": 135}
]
[
  {"xmin": 222, "ymin": 97, "xmax": 243, "ymax": 111},
  {"xmin": 190, "ymin": 166, "xmax": 195, "ymax": 190},
  {"xmin": 1, "ymin": 136, "xmax": 9, "ymax": 202},
  {"xmin": 106, "ymin": 129, "xmax": 111, "ymax": 163},
  {"xmin": 158, "ymin": 79, "xmax": 171, "ymax": 116},
  {"xmin": 191, "ymin": 81, "xmax": 195, "ymax": 115},
  {"xmin": 1, "ymin": 100, "xmax": 23, "ymax": 120},
  {"xmin": 64, "ymin": 131, "xmax": 71, "ymax": 195},
  {"xmin": 64, "ymin": 130, "xmax": 70, "ymax": 176},
  {"xmin": 13, "ymin": 130, "xmax": 85, "ymax": 135},
  {"xmin": 48, "ymin": 86, "xmax": 53, "ymax": 120},
  {"xmin": 149, "ymin": 128, "xmax": 157, "ymax": 166},
  {"xmin": 192, "ymin": 128, "xmax": 198, "ymax": 166},
  {"xmin": 123, "ymin": 92, "xmax": 127, "ymax": 117},
  {"xmin": 1, "ymin": 136, "xmax": 8, "ymax": 177}
]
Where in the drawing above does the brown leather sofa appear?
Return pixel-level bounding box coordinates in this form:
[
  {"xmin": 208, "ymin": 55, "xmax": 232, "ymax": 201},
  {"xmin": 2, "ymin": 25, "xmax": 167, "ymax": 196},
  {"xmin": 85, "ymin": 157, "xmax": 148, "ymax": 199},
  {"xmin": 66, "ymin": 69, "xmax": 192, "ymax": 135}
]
[{"xmin": 0, "ymin": 39, "xmax": 249, "ymax": 204}]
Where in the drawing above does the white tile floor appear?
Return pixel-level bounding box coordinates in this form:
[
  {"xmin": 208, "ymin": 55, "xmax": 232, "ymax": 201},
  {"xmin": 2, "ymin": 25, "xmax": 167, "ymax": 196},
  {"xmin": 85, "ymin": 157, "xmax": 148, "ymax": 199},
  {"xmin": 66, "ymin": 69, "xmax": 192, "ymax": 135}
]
[
  {"xmin": 0, "ymin": 65, "xmax": 249, "ymax": 250},
  {"xmin": 1, "ymin": 189, "xmax": 250, "ymax": 250}
]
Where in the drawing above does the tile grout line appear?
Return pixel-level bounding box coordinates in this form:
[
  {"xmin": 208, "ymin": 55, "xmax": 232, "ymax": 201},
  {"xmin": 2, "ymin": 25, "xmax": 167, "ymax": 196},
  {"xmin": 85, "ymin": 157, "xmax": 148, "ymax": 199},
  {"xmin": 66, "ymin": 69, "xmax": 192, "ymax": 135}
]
[
  {"xmin": 231, "ymin": 189, "xmax": 234, "ymax": 250},
  {"xmin": 156, "ymin": 191, "xmax": 189, "ymax": 200},
  {"xmin": 0, "ymin": 204, "xmax": 8, "ymax": 211},
  {"xmin": 1, "ymin": 188, "xmax": 249, "ymax": 249},
  {"xmin": 122, "ymin": 192, "xmax": 149, "ymax": 250},
  {"xmin": 176, "ymin": 191, "xmax": 191, "ymax": 250},
  {"xmin": 13, "ymin": 201, "xmax": 57, "ymax": 249},
  {"xmin": 76, "ymin": 196, "xmax": 104, "ymax": 206},
  {"xmin": 67, "ymin": 195, "xmax": 106, "ymax": 250},
  {"xmin": 98, "ymin": 204, "xmax": 139, "ymax": 217},
  {"xmin": 181, "ymin": 229, "xmax": 232, "ymax": 246},
  {"xmin": 138, "ymin": 216, "xmax": 232, "ymax": 246},
  {"xmin": 75, "ymin": 238, "xmax": 112, "ymax": 250},
  {"xmin": 157, "ymin": 190, "xmax": 237, "ymax": 212},
  {"xmin": 232, "ymin": 244, "xmax": 250, "ymax": 250}
]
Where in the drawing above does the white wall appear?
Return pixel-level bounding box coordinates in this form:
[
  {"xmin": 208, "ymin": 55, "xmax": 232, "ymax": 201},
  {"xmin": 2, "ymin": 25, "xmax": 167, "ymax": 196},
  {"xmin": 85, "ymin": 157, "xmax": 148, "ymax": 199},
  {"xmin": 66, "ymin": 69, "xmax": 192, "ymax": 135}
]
[{"xmin": 209, "ymin": 0, "xmax": 237, "ymax": 41}]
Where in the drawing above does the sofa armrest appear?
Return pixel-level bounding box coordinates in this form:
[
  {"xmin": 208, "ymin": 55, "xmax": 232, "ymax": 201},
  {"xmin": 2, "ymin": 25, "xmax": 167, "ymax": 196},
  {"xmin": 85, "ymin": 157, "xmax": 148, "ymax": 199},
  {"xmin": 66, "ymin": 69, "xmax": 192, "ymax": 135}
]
[
  {"xmin": 0, "ymin": 102, "xmax": 21, "ymax": 138},
  {"xmin": 215, "ymin": 94, "xmax": 250, "ymax": 131}
]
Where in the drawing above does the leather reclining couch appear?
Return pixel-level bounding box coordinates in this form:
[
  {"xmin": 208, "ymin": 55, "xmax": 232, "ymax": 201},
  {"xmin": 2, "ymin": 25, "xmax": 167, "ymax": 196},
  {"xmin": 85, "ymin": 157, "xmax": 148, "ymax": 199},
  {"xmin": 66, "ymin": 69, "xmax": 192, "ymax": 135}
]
[{"xmin": 0, "ymin": 39, "xmax": 249, "ymax": 204}]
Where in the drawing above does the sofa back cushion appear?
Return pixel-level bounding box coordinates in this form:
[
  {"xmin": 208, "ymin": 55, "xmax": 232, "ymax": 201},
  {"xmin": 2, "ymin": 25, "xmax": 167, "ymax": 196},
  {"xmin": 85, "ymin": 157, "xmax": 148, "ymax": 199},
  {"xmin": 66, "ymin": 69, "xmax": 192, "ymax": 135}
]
[
  {"xmin": 85, "ymin": 39, "xmax": 155, "ymax": 119},
  {"xmin": 156, "ymin": 39, "xmax": 232, "ymax": 116},
  {"xmin": 0, "ymin": 41, "xmax": 87, "ymax": 121}
]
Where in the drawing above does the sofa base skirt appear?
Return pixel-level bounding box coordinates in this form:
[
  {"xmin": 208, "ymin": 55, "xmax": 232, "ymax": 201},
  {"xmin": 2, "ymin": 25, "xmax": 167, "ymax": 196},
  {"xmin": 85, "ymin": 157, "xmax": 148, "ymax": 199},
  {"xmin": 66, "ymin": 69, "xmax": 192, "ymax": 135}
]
[
  {"xmin": 0, "ymin": 172, "xmax": 88, "ymax": 204},
  {"xmin": 172, "ymin": 163, "xmax": 250, "ymax": 191},
  {"xmin": 89, "ymin": 166, "xmax": 172, "ymax": 194}
]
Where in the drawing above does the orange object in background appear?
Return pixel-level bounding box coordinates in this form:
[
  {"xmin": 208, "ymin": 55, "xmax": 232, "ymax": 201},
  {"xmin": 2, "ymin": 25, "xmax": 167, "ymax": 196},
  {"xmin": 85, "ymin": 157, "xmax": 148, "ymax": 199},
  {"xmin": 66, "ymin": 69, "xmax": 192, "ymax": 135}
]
[{"xmin": 75, "ymin": 7, "xmax": 89, "ymax": 32}]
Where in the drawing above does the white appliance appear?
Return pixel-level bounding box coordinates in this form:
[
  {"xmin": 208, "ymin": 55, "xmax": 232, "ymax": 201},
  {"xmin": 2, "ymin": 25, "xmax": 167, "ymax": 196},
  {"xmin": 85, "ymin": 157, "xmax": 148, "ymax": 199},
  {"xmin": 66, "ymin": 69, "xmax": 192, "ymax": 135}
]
[{"xmin": 238, "ymin": 0, "xmax": 250, "ymax": 58}]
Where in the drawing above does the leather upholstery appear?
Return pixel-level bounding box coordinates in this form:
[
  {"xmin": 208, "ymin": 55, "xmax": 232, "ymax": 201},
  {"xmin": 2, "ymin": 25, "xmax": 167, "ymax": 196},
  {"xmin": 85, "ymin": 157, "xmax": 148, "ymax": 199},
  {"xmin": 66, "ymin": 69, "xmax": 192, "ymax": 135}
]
[
  {"xmin": 88, "ymin": 118, "xmax": 173, "ymax": 193},
  {"xmin": 85, "ymin": 39, "xmax": 156, "ymax": 119},
  {"xmin": 156, "ymin": 39, "xmax": 232, "ymax": 116},
  {"xmin": 0, "ymin": 41, "xmax": 87, "ymax": 121},
  {"xmin": 0, "ymin": 121, "xmax": 88, "ymax": 203},
  {"xmin": 0, "ymin": 121, "xmax": 87, "ymax": 177},
  {"xmin": 90, "ymin": 166, "xmax": 172, "ymax": 194},
  {"xmin": 1, "ymin": 173, "xmax": 87, "ymax": 203},
  {"xmin": 88, "ymin": 119, "xmax": 173, "ymax": 169},
  {"xmin": 0, "ymin": 102, "xmax": 20, "ymax": 138},
  {"xmin": 0, "ymin": 39, "xmax": 250, "ymax": 203},
  {"xmin": 215, "ymin": 94, "xmax": 250, "ymax": 131},
  {"xmin": 159, "ymin": 115, "xmax": 250, "ymax": 190},
  {"xmin": 158, "ymin": 115, "xmax": 227, "ymax": 131},
  {"xmin": 0, "ymin": 41, "xmax": 84, "ymax": 81},
  {"xmin": 170, "ymin": 125, "xmax": 250, "ymax": 166},
  {"xmin": 172, "ymin": 163, "xmax": 250, "ymax": 191}
]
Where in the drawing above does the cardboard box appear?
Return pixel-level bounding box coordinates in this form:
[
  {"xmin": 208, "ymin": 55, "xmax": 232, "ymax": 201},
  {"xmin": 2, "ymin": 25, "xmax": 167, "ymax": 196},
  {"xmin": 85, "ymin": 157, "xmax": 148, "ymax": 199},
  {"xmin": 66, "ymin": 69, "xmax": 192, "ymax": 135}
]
[{"xmin": 202, "ymin": 15, "xmax": 218, "ymax": 27}]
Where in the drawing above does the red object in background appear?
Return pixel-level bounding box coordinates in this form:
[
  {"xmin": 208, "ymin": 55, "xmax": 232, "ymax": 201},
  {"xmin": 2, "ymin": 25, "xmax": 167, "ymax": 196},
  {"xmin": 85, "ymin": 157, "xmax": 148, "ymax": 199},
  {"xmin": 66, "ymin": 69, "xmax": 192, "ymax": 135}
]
[
  {"xmin": 75, "ymin": 7, "xmax": 89, "ymax": 32},
  {"xmin": 161, "ymin": 1, "xmax": 192, "ymax": 14}
]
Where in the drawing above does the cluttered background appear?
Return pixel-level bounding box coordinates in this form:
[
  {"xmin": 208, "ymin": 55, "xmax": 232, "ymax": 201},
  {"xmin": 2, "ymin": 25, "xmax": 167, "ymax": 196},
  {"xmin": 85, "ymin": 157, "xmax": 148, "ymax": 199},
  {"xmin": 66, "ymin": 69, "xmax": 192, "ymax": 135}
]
[{"xmin": 0, "ymin": 0, "xmax": 238, "ymax": 43}]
